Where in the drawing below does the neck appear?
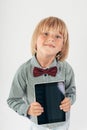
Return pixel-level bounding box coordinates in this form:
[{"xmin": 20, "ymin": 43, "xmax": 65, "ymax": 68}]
[{"xmin": 36, "ymin": 54, "xmax": 55, "ymax": 68}]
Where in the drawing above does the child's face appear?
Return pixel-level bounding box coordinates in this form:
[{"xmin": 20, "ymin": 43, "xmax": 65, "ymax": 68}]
[{"xmin": 36, "ymin": 30, "xmax": 63, "ymax": 58}]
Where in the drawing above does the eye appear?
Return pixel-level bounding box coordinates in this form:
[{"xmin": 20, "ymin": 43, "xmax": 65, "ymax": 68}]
[
  {"xmin": 56, "ymin": 35, "xmax": 62, "ymax": 39},
  {"xmin": 44, "ymin": 32, "xmax": 48, "ymax": 36}
]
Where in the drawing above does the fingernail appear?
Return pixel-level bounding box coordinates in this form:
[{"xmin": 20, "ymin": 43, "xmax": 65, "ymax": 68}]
[{"xmin": 60, "ymin": 106, "xmax": 62, "ymax": 110}]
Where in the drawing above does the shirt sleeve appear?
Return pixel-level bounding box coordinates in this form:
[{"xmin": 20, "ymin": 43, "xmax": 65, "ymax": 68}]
[
  {"xmin": 7, "ymin": 64, "xmax": 30, "ymax": 117},
  {"xmin": 65, "ymin": 62, "xmax": 76, "ymax": 105}
]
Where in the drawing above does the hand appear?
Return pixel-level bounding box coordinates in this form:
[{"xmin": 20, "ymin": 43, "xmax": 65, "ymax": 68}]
[
  {"xmin": 59, "ymin": 97, "xmax": 71, "ymax": 112},
  {"xmin": 27, "ymin": 102, "xmax": 44, "ymax": 116}
]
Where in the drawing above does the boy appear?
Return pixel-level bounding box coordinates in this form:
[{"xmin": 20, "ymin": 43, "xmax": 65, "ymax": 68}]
[{"xmin": 7, "ymin": 16, "xmax": 76, "ymax": 130}]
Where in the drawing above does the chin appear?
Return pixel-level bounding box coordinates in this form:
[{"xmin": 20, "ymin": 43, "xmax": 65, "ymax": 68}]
[{"xmin": 45, "ymin": 53, "xmax": 56, "ymax": 58}]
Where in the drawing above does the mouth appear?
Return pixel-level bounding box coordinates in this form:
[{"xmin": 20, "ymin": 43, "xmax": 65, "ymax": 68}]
[{"xmin": 44, "ymin": 44, "xmax": 55, "ymax": 48}]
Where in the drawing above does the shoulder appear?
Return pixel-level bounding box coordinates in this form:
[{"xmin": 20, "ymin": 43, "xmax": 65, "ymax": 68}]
[
  {"xmin": 15, "ymin": 58, "xmax": 32, "ymax": 76},
  {"xmin": 57, "ymin": 60, "xmax": 74, "ymax": 74},
  {"xmin": 58, "ymin": 60, "xmax": 73, "ymax": 69}
]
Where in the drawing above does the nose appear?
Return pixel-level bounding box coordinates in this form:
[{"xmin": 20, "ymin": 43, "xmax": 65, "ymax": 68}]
[{"xmin": 48, "ymin": 35, "xmax": 55, "ymax": 42}]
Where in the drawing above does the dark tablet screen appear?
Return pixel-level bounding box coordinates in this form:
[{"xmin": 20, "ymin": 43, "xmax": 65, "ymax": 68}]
[{"xmin": 35, "ymin": 82, "xmax": 66, "ymax": 125}]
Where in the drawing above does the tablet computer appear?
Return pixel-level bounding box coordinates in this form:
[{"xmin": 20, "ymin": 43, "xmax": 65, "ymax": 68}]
[{"xmin": 35, "ymin": 82, "xmax": 65, "ymax": 125}]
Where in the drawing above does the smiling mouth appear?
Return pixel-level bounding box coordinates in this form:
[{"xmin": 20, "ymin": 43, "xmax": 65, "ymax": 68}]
[{"xmin": 44, "ymin": 44, "xmax": 55, "ymax": 48}]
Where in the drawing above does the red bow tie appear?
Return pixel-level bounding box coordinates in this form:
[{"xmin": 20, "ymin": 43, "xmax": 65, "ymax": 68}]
[{"xmin": 33, "ymin": 66, "xmax": 57, "ymax": 77}]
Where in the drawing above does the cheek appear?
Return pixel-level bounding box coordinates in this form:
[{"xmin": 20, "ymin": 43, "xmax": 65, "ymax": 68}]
[
  {"xmin": 36, "ymin": 38, "xmax": 41, "ymax": 47},
  {"xmin": 36, "ymin": 36, "xmax": 45, "ymax": 47},
  {"xmin": 36, "ymin": 39, "xmax": 43, "ymax": 51},
  {"xmin": 56, "ymin": 42, "xmax": 63, "ymax": 51},
  {"xmin": 36, "ymin": 36, "xmax": 43, "ymax": 45}
]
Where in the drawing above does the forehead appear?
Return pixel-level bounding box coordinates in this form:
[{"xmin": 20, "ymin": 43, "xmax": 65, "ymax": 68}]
[
  {"xmin": 41, "ymin": 28, "xmax": 61, "ymax": 35},
  {"xmin": 39, "ymin": 22, "xmax": 64, "ymax": 35}
]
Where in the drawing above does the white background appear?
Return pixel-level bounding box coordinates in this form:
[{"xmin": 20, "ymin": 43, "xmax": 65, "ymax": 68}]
[{"xmin": 0, "ymin": 0, "xmax": 87, "ymax": 130}]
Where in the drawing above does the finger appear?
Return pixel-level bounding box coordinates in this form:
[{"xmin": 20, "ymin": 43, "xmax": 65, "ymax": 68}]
[
  {"xmin": 31, "ymin": 102, "xmax": 42, "ymax": 107},
  {"xmin": 60, "ymin": 103, "xmax": 71, "ymax": 111},
  {"xmin": 60, "ymin": 102, "xmax": 70, "ymax": 109},
  {"xmin": 62, "ymin": 105, "xmax": 71, "ymax": 112},
  {"xmin": 33, "ymin": 106, "xmax": 44, "ymax": 112},
  {"xmin": 61, "ymin": 97, "xmax": 70, "ymax": 104},
  {"xmin": 33, "ymin": 108, "xmax": 44, "ymax": 113},
  {"xmin": 29, "ymin": 106, "xmax": 44, "ymax": 116},
  {"xmin": 33, "ymin": 111, "xmax": 43, "ymax": 116},
  {"xmin": 32, "ymin": 106, "xmax": 44, "ymax": 116},
  {"xmin": 28, "ymin": 102, "xmax": 44, "ymax": 116},
  {"xmin": 31, "ymin": 102, "xmax": 43, "ymax": 110}
]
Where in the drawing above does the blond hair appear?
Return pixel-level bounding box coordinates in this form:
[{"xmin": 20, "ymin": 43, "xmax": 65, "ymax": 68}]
[{"xmin": 31, "ymin": 16, "xmax": 69, "ymax": 61}]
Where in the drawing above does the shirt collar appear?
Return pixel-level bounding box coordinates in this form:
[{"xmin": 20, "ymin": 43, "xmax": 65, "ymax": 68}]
[{"xmin": 31, "ymin": 55, "xmax": 58, "ymax": 68}]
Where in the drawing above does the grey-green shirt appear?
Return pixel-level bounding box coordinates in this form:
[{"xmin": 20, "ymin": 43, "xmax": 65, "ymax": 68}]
[{"xmin": 7, "ymin": 55, "xmax": 76, "ymax": 128}]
